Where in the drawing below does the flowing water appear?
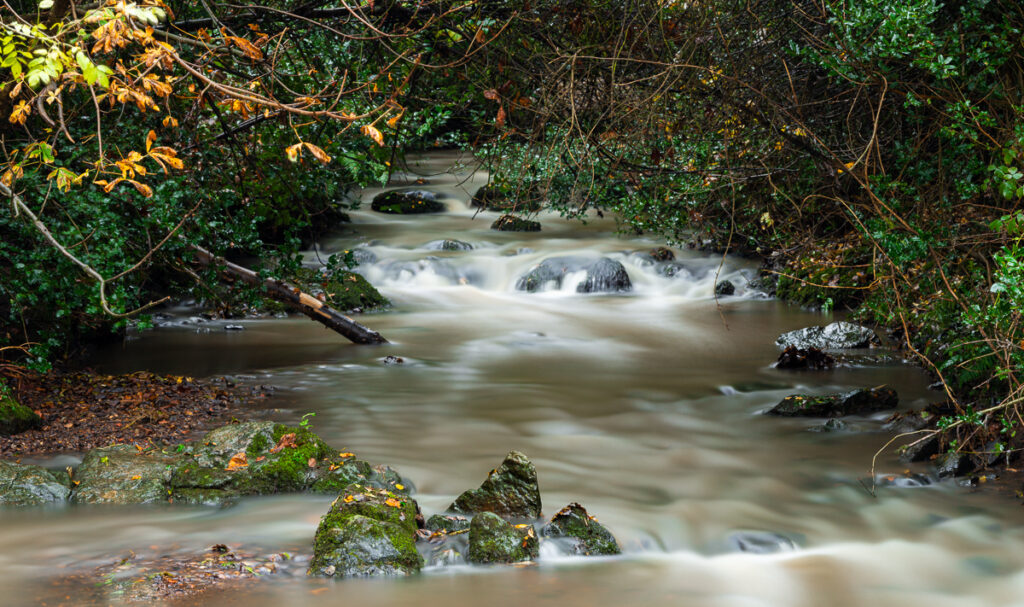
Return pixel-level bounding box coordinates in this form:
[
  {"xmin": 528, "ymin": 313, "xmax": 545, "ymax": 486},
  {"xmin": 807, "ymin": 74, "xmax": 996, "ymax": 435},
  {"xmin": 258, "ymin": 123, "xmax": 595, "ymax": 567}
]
[{"xmin": 6, "ymin": 151, "xmax": 1024, "ymax": 606}]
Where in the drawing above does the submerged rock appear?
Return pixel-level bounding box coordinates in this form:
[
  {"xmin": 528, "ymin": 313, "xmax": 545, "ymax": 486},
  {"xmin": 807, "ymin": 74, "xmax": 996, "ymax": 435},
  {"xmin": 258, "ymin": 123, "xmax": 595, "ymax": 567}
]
[
  {"xmin": 0, "ymin": 393, "xmax": 42, "ymax": 435},
  {"xmin": 714, "ymin": 280, "xmax": 736, "ymax": 297},
  {"xmin": 809, "ymin": 418, "xmax": 848, "ymax": 433},
  {"xmin": 424, "ymin": 239, "xmax": 473, "ymax": 251},
  {"xmin": 371, "ymin": 190, "xmax": 445, "ymax": 214},
  {"xmin": 776, "ymin": 321, "xmax": 880, "ymax": 350},
  {"xmin": 308, "ymin": 484, "xmax": 422, "ymax": 578},
  {"xmin": 449, "ymin": 450, "xmax": 542, "ymax": 519},
  {"xmin": 541, "ymin": 503, "xmax": 620, "ymax": 556},
  {"xmin": 766, "ymin": 387, "xmax": 898, "ymax": 417},
  {"xmin": 491, "ymin": 214, "xmax": 541, "ymax": 232},
  {"xmin": 0, "ymin": 460, "xmax": 71, "ymax": 506},
  {"xmin": 466, "ymin": 512, "xmax": 539, "ymax": 564},
  {"xmin": 516, "ymin": 256, "xmax": 632, "ymax": 294},
  {"xmin": 648, "ymin": 247, "xmax": 675, "ymax": 262},
  {"xmin": 775, "ymin": 346, "xmax": 836, "ymax": 370},
  {"xmin": 728, "ymin": 531, "xmax": 797, "ymax": 554}
]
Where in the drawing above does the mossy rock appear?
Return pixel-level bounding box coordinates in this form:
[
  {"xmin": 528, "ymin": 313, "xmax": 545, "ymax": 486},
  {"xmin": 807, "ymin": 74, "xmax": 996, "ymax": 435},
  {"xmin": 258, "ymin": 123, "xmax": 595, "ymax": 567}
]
[
  {"xmin": 308, "ymin": 483, "xmax": 422, "ymax": 578},
  {"xmin": 466, "ymin": 512, "xmax": 538, "ymax": 564},
  {"xmin": 426, "ymin": 513, "xmax": 470, "ymax": 533},
  {"xmin": 293, "ymin": 268, "xmax": 389, "ymax": 313},
  {"xmin": 541, "ymin": 503, "xmax": 620, "ymax": 556},
  {"xmin": 371, "ymin": 190, "xmax": 445, "ymax": 214},
  {"xmin": 491, "ymin": 214, "xmax": 541, "ymax": 232},
  {"xmin": 0, "ymin": 460, "xmax": 71, "ymax": 506},
  {"xmin": 0, "ymin": 393, "xmax": 42, "ymax": 435},
  {"xmin": 74, "ymin": 445, "xmax": 181, "ymax": 505},
  {"xmin": 449, "ymin": 450, "xmax": 542, "ymax": 519},
  {"xmin": 766, "ymin": 387, "xmax": 898, "ymax": 417}
]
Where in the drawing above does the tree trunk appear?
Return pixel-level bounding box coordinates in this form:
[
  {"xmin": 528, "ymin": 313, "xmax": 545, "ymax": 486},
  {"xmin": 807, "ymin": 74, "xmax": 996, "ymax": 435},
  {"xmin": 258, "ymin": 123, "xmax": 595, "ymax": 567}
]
[{"xmin": 191, "ymin": 246, "xmax": 388, "ymax": 345}]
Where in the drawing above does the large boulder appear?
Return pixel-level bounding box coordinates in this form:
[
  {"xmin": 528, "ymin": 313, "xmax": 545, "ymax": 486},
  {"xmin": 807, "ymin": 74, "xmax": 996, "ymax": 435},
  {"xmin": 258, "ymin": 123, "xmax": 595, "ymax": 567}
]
[
  {"xmin": 0, "ymin": 460, "xmax": 71, "ymax": 506},
  {"xmin": 516, "ymin": 257, "xmax": 632, "ymax": 294},
  {"xmin": 466, "ymin": 512, "xmax": 539, "ymax": 564},
  {"xmin": 74, "ymin": 445, "xmax": 180, "ymax": 505},
  {"xmin": 308, "ymin": 484, "xmax": 422, "ymax": 578},
  {"xmin": 766, "ymin": 387, "xmax": 898, "ymax": 417},
  {"xmin": 541, "ymin": 503, "xmax": 620, "ymax": 556},
  {"xmin": 491, "ymin": 214, "xmax": 541, "ymax": 232},
  {"xmin": 776, "ymin": 321, "xmax": 880, "ymax": 350},
  {"xmin": 0, "ymin": 392, "xmax": 42, "ymax": 435},
  {"xmin": 371, "ymin": 190, "xmax": 445, "ymax": 214},
  {"xmin": 449, "ymin": 451, "xmax": 542, "ymax": 519}
]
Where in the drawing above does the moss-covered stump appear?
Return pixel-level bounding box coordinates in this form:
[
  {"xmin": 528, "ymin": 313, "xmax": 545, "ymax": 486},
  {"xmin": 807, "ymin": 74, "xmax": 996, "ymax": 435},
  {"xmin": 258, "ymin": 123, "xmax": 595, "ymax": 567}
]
[
  {"xmin": 0, "ymin": 460, "xmax": 71, "ymax": 506},
  {"xmin": 449, "ymin": 450, "xmax": 542, "ymax": 519},
  {"xmin": 308, "ymin": 483, "xmax": 422, "ymax": 578},
  {"xmin": 0, "ymin": 393, "xmax": 42, "ymax": 435},
  {"xmin": 541, "ymin": 503, "xmax": 620, "ymax": 556},
  {"xmin": 775, "ymin": 321, "xmax": 880, "ymax": 350},
  {"xmin": 294, "ymin": 268, "xmax": 389, "ymax": 313},
  {"xmin": 466, "ymin": 512, "xmax": 538, "ymax": 564},
  {"xmin": 491, "ymin": 214, "xmax": 541, "ymax": 232},
  {"xmin": 371, "ymin": 190, "xmax": 445, "ymax": 214},
  {"xmin": 766, "ymin": 387, "xmax": 898, "ymax": 417},
  {"xmin": 74, "ymin": 445, "xmax": 180, "ymax": 504}
]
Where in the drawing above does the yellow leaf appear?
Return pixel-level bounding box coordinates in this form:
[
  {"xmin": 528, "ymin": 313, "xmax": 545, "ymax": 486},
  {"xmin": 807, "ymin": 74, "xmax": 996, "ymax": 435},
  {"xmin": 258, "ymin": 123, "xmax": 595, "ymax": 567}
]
[
  {"xmin": 386, "ymin": 113, "xmax": 403, "ymax": 129},
  {"xmin": 338, "ymin": 452, "xmax": 354, "ymax": 458},
  {"xmin": 394, "ymin": 483, "xmax": 404, "ymax": 490},
  {"xmin": 285, "ymin": 142, "xmax": 302, "ymax": 162},
  {"xmin": 343, "ymin": 495, "xmax": 356, "ymax": 503},
  {"xmin": 302, "ymin": 142, "xmax": 331, "ymax": 164},
  {"xmin": 361, "ymin": 125, "xmax": 384, "ymax": 146},
  {"xmin": 385, "ymin": 497, "xmax": 402, "ymax": 508},
  {"xmin": 146, "ymin": 129, "xmax": 156, "ymax": 152},
  {"xmin": 129, "ymin": 180, "xmax": 153, "ymax": 198},
  {"xmin": 225, "ymin": 452, "xmax": 248, "ymax": 471},
  {"xmin": 131, "ymin": 475, "xmax": 142, "ymax": 480}
]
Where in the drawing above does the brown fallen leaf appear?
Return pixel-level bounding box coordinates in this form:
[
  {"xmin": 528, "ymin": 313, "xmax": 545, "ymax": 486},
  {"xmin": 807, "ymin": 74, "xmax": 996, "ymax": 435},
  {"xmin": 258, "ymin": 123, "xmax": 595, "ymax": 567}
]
[
  {"xmin": 385, "ymin": 497, "xmax": 401, "ymax": 508},
  {"xmin": 269, "ymin": 433, "xmax": 298, "ymax": 454},
  {"xmin": 225, "ymin": 452, "xmax": 248, "ymax": 471},
  {"xmin": 307, "ymin": 457, "xmax": 317, "ymax": 468}
]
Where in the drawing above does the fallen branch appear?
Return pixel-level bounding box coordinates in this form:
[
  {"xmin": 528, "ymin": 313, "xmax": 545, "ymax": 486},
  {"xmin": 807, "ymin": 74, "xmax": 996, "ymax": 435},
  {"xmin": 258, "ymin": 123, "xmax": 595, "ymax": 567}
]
[{"xmin": 190, "ymin": 245, "xmax": 388, "ymax": 345}]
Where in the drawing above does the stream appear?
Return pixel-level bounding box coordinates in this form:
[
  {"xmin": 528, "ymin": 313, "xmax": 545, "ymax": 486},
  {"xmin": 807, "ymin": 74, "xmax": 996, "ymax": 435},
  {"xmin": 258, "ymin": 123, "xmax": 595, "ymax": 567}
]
[{"xmin": 6, "ymin": 151, "xmax": 1024, "ymax": 606}]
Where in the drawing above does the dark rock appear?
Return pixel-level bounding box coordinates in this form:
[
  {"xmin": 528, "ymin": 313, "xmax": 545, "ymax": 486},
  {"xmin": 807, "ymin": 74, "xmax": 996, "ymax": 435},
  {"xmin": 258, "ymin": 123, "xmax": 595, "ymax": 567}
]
[
  {"xmin": 74, "ymin": 445, "xmax": 180, "ymax": 504},
  {"xmin": 426, "ymin": 514, "xmax": 470, "ymax": 533},
  {"xmin": 936, "ymin": 452, "xmax": 976, "ymax": 479},
  {"xmin": 491, "ymin": 214, "xmax": 541, "ymax": 232},
  {"xmin": 883, "ymin": 410, "xmax": 934, "ymax": 434},
  {"xmin": 371, "ymin": 190, "xmax": 445, "ymax": 214},
  {"xmin": 466, "ymin": 512, "xmax": 539, "ymax": 564},
  {"xmin": 541, "ymin": 503, "xmax": 620, "ymax": 556},
  {"xmin": 896, "ymin": 435, "xmax": 940, "ymax": 464},
  {"xmin": 424, "ymin": 239, "xmax": 473, "ymax": 251},
  {"xmin": 775, "ymin": 346, "xmax": 836, "ymax": 370},
  {"xmin": 449, "ymin": 450, "xmax": 542, "ymax": 519},
  {"xmin": 775, "ymin": 321, "xmax": 881, "ymax": 350},
  {"xmin": 516, "ymin": 257, "xmax": 632, "ymax": 294},
  {"xmin": 728, "ymin": 531, "xmax": 797, "ymax": 554},
  {"xmin": 0, "ymin": 460, "xmax": 71, "ymax": 506},
  {"xmin": 308, "ymin": 484, "xmax": 422, "ymax": 577},
  {"xmin": 648, "ymin": 247, "xmax": 675, "ymax": 262},
  {"xmin": 809, "ymin": 418, "xmax": 848, "ymax": 433},
  {"xmin": 658, "ymin": 262, "xmax": 692, "ymax": 279},
  {"xmin": 0, "ymin": 393, "xmax": 42, "ymax": 435},
  {"xmin": 878, "ymin": 472, "xmax": 933, "ymax": 488},
  {"xmin": 383, "ymin": 356, "xmax": 405, "ymax": 366},
  {"xmin": 766, "ymin": 387, "xmax": 898, "ymax": 417},
  {"xmin": 714, "ymin": 280, "xmax": 735, "ymax": 297}
]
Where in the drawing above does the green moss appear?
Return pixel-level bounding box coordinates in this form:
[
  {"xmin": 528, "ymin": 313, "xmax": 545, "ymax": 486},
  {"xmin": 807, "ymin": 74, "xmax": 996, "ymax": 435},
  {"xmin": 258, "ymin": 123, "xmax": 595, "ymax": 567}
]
[
  {"xmin": 322, "ymin": 272, "xmax": 389, "ymax": 312},
  {"xmin": 0, "ymin": 394, "xmax": 42, "ymax": 435},
  {"xmin": 466, "ymin": 512, "xmax": 539, "ymax": 564}
]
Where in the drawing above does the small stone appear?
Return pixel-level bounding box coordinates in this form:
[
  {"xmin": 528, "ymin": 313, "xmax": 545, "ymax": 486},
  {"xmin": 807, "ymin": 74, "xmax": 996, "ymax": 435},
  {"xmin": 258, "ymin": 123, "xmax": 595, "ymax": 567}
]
[
  {"xmin": 449, "ymin": 451, "xmax": 542, "ymax": 519},
  {"xmin": 714, "ymin": 280, "xmax": 735, "ymax": 297},
  {"xmin": 383, "ymin": 356, "xmax": 405, "ymax": 366},
  {"xmin": 541, "ymin": 503, "xmax": 620, "ymax": 555}
]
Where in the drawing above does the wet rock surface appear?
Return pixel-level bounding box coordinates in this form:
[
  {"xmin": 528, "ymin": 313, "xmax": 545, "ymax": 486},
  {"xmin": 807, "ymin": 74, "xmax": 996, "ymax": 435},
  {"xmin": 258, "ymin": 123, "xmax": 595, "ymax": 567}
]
[
  {"xmin": 466, "ymin": 512, "xmax": 538, "ymax": 564},
  {"xmin": 0, "ymin": 460, "xmax": 71, "ymax": 506},
  {"xmin": 491, "ymin": 214, "xmax": 541, "ymax": 232},
  {"xmin": 426, "ymin": 514, "xmax": 470, "ymax": 533},
  {"xmin": 424, "ymin": 239, "xmax": 473, "ymax": 251},
  {"xmin": 775, "ymin": 346, "xmax": 836, "ymax": 370},
  {"xmin": 516, "ymin": 256, "xmax": 632, "ymax": 294},
  {"xmin": 648, "ymin": 247, "xmax": 675, "ymax": 262},
  {"xmin": 766, "ymin": 387, "xmax": 898, "ymax": 417},
  {"xmin": 371, "ymin": 190, "xmax": 446, "ymax": 214},
  {"xmin": 0, "ymin": 393, "xmax": 42, "ymax": 435},
  {"xmin": 74, "ymin": 444, "xmax": 180, "ymax": 505},
  {"xmin": 308, "ymin": 483, "xmax": 422, "ymax": 578},
  {"xmin": 728, "ymin": 531, "xmax": 797, "ymax": 554},
  {"xmin": 776, "ymin": 321, "xmax": 881, "ymax": 350},
  {"xmin": 541, "ymin": 503, "xmax": 620, "ymax": 556},
  {"xmin": 714, "ymin": 280, "xmax": 736, "ymax": 297},
  {"xmin": 449, "ymin": 450, "xmax": 542, "ymax": 519}
]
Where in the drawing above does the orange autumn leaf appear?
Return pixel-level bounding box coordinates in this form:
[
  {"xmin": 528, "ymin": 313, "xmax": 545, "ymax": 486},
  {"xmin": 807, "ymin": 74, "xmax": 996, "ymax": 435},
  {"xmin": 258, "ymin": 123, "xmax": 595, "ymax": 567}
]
[
  {"xmin": 226, "ymin": 452, "xmax": 248, "ymax": 470},
  {"xmin": 269, "ymin": 432, "xmax": 297, "ymax": 454},
  {"xmin": 307, "ymin": 457, "xmax": 317, "ymax": 468},
  {"xmin": 343, "ymin": 495, "xmax": 356, "ymax": 503},
  {"xmin": 338, "ymin": 452, "xmax": 354, "ymax": 458},
  {"xmin": 361, "ymin": 125, "xmax": 384, "ymax": 146},
  {"xmin": 385, "ymin": 497, "xmax": 401, "ymax": 508}
]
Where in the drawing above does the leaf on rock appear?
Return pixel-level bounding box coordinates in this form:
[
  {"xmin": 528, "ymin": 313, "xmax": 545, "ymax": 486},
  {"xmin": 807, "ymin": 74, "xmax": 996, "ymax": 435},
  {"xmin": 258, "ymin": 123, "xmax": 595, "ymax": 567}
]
[
  {"xmin": 269, "ymin": 432, "xmax": 297, "ymax": 454},
  {"xmin": 225, "ymin": 452, "xmax": 248, "ymax": 471}
]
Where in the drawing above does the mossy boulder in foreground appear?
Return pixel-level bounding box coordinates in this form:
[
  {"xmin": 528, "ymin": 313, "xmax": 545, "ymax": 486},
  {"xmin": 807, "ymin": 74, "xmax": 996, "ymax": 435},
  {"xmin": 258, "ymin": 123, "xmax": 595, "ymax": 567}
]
[
  {"xmin": 766, "ymin": 387, "xmax": 898, "ymax": 417},
  {"xmin": 541, "ymin": 503, "xmax": 620, "ymax": 556},
  {"xmin": 0, "ymin": 460, "xmax": 71, "ymax": 506},
  {"xmin": 308, "ymin": 483, "xmax": 423, "ymax": 578},
  {"xmin": 466, "ymin": 512, "xmax": 538, "ymax": 564},
  {"xmin": 449, "ymin": 450, "xmax": 542, "ymax": 519},
  {"xmin": 0, "ymin": 393, "xmax": 42, "ymax": 435},
  {"xmin": 371, "ymin": 190, "xmax": 445, "ymax": 214}
]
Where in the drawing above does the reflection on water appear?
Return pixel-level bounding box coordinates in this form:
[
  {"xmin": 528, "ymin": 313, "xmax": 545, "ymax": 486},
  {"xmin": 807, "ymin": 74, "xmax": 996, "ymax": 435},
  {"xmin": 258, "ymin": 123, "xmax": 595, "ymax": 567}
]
[{"xmin": 9, "ymin": 151, "xmax": 1024, "ymax": 606}]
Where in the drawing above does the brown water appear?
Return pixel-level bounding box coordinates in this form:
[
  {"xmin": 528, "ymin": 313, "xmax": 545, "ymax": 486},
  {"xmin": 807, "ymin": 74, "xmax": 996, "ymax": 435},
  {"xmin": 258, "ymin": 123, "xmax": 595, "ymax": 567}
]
[{"xmin": 8, "ymin": 151, "xmax": 1024, "ymax": 606}]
